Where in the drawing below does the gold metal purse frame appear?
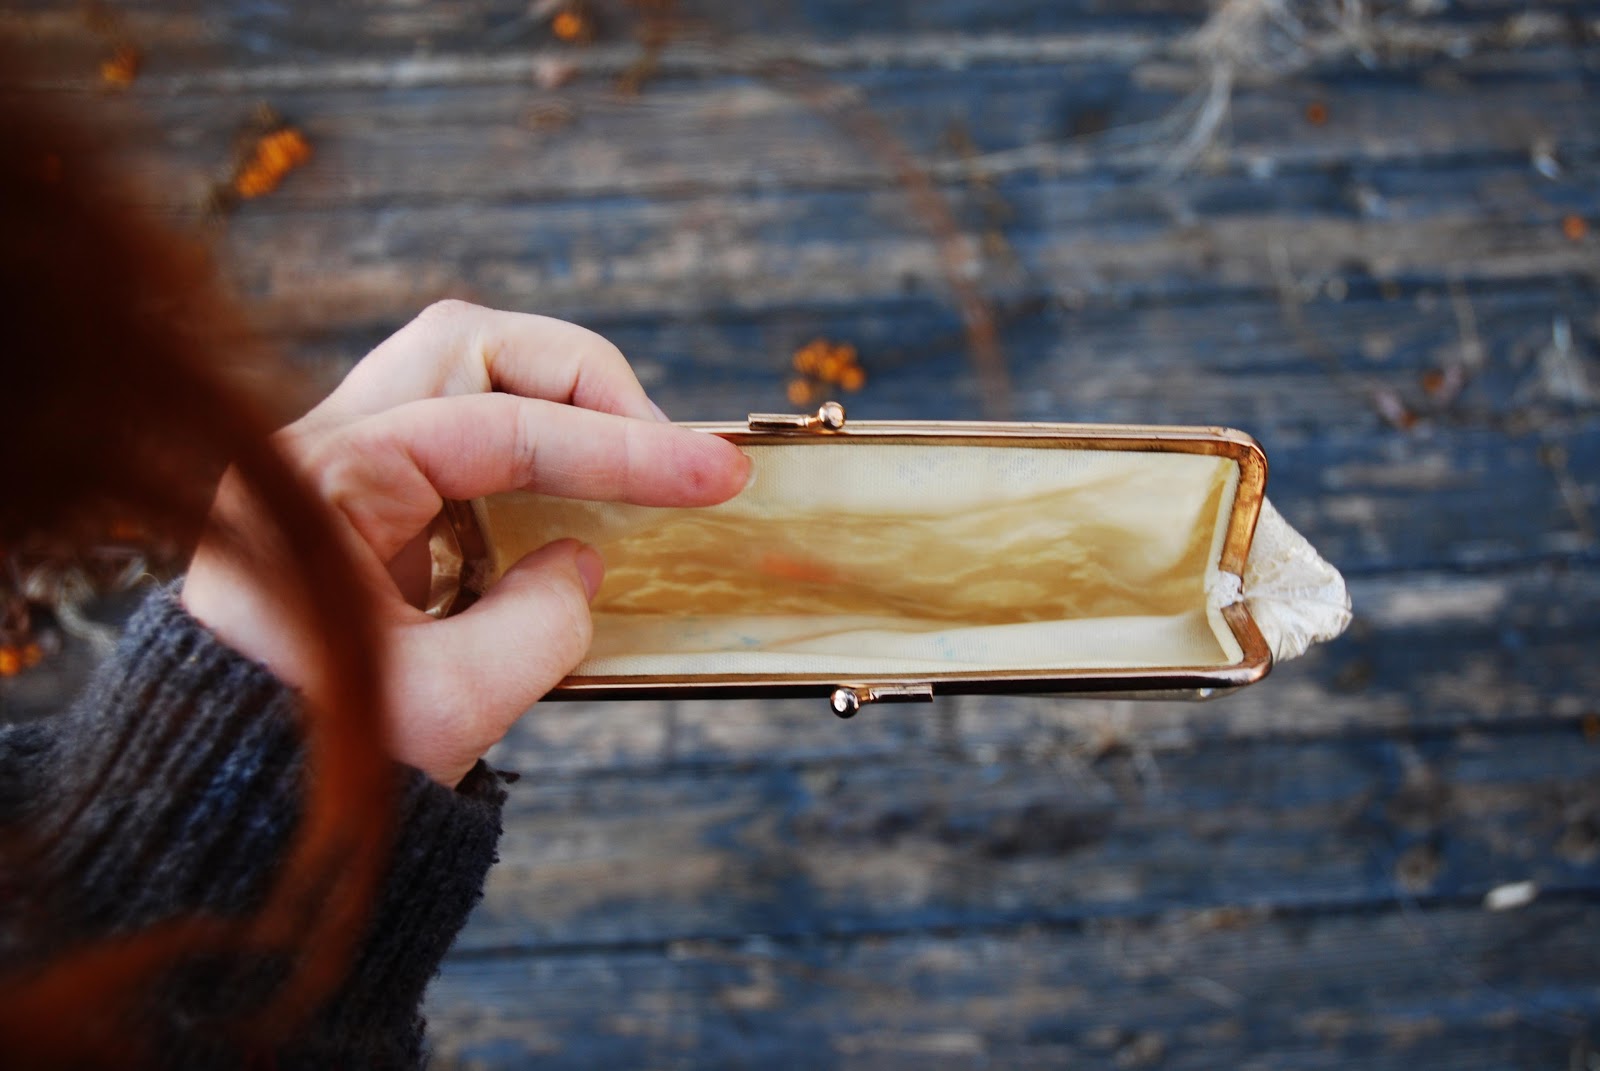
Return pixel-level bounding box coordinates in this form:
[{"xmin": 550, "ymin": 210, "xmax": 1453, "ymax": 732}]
[{"xmin": 429, "ymin": 404, "xmax": 1272, "ymax": 715}]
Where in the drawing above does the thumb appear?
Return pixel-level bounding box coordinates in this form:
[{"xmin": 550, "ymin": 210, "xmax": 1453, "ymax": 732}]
[
  {"xmin": 392, "ymin": 539, "xmax": 604, "ymax": 781},
  {"xmin": 448, "ymin": 537, "xmax": 605, "ymax": 708}
]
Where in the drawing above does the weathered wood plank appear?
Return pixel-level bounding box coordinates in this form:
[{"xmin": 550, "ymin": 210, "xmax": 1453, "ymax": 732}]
[
  {"xmin": 62, "ymin": 46, "xmax": 1600, "ymax": 215},
  {"xmin": 425, "ymin": 901, "xmax": 1600, "ymax": 1069},
  {"xmin": 1265, "ymin": 425, "xmax": 1600, "ymax": 572},
  {"xmin": 462, "ymin": 717, "xmax": 1600, "ymax": 951},
  {"xmin": 200, "ymin": 151, "xmax": 1600, "ymax": 338},
  {"xmin": 269, "ymin": 266, "xmax": 1599, "ymax": 431},
  {"xmin": 279, "ymin": 277, "xmax": 1599, "ymax": 425},
  {"xmin": 273, "ymin": 286, "xmax": 1600, "ymax": 466}
]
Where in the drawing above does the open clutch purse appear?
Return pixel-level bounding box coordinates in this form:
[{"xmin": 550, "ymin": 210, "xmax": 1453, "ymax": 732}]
[{"xmin": 427, "ymin": 404, "xmax": 1351, "ymax": 715}]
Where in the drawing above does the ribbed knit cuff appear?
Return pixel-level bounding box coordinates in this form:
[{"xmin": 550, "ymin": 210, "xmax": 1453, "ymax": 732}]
[
  {"xmin": 34, "ymin": 584, "xmax": 314, "ymax": 932},
  {"xmin": 296, "ymin": 753, "xmax": 506, "ymax": 1067},
  {"xmin": 22, "ymin": 584, "xmax": 505, "ymax": 1063}
]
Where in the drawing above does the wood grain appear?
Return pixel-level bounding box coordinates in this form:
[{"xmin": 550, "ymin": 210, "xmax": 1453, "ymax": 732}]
[
  {"xmin": 425, "ymin": 901, "xmax": 1600, "ymax": 1069},
  {"xmin": 71, "ymin": 50, "xmax": 1600, "ymax": 215},
  {"xmin": 459, "ymin": 720, "xmax": 1600, "ymax": 952},
  {"xmin": 198, "ymin": 153, "xmax": 1600, "ymax": 335}
]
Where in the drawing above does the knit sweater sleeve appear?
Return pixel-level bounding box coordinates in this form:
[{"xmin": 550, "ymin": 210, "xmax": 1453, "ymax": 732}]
[{"xmin": 0, "ymin": 585, "xmax": 507, "ymax": 1067}]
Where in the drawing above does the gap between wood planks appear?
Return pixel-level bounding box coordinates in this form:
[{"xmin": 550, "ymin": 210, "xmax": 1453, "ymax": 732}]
[{"xmin": 438, "ymin": 886, "xmax": 1600, "ymax": 962}]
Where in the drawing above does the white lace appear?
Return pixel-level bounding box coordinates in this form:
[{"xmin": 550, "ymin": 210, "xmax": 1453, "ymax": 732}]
[{"xmin": 1239, "ymin": 498, "xmax": 1353, "ymax": 662}]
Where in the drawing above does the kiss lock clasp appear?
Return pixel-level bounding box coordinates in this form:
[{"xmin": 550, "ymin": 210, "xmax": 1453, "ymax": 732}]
[
  {"xmin": 748, "ymin": 401, "xmax": 847, "ymax": 433},
  {"xmin": 829, "ymin": 683, "xmax": 934, "ymax": 718}
]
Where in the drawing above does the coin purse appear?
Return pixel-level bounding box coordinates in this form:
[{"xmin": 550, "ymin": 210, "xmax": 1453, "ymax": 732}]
[{"xmin": 427, "ymin": 404, "xmax": 1351, "ymax": 715}]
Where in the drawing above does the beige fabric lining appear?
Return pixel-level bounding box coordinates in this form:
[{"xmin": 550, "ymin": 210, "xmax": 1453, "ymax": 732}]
[{"xmin": 475, "ymin": 444, "xmax": 1242, "ymax": 677}]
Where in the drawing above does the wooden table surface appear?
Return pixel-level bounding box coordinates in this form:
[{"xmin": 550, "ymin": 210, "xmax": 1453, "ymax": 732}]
[{"xmin": 5, "ymin": 1, "xmax": 1599, "ymax": 1067}]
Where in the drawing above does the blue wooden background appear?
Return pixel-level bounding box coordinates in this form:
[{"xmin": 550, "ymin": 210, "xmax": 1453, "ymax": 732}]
[{"xmin": 4, "ymin": 1, "xmax": 1599, "ymax": 1066}]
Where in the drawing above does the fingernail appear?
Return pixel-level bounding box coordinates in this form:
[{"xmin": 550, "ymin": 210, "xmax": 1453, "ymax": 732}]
[
  {"xmin": 648, "ymin": 399, "xmax": 672, "ymax": 423},
  {"xmin": 575, "ymin": 544, "xmax": 605, "ymax": 601},
  {"xmin": 741, "ymin": 451, "xmax": 757, "ymax": 492}
]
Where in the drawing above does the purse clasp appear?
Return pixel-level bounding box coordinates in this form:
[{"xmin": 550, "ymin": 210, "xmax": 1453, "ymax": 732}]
[
  {"xmin": 748, "ymin": 401, "xmax": 847, "ymax": 433},
  {"xmin": 829, "ymin": 683, "xmax": 933, "ymax": 718}
]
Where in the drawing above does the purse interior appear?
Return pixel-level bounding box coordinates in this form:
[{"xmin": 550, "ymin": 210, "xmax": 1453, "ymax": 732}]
[{"xmin": 472, "ymin": 442, "xmax": 1245, "ymax": 679}]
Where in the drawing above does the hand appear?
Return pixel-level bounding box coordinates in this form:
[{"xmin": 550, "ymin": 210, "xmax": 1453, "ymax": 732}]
[{"xmin": 182, "ymin": 301, "xmax": 750, "ymax": 786}]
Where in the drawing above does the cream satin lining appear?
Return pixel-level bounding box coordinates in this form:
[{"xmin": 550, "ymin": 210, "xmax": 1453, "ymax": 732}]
[{"xmin": 474, "ymin": 444, "xmax": 1244, "ymax": 677}]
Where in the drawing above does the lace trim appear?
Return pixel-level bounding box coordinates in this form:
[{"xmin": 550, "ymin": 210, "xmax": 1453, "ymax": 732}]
[{"xmin": 1240, "ymin": 498, "xmax": 1353, "ymax": 663}]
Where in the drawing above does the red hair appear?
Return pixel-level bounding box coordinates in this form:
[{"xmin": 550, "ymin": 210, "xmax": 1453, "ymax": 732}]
[{"xmin": 0, "ymin": 53, "xmax": 394, "ymax": 1064}]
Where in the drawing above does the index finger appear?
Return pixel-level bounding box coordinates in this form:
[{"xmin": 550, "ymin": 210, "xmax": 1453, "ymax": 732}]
[
  {"xmin": 321, "ymin": 301, "xmax": 661, "ymax": 423},
  {"xmin": 323, "ymin": 395, "xmax": 749, "ymax": 561}
]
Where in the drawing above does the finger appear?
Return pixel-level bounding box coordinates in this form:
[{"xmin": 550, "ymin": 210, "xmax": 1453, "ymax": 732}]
[
  {"xmin": 322, "ymin": 301, "xmax": 660, "ymax": 422},
  {"xmin": 321, "ymin": 394, "xmax": 749, "ymax": 560},
  {"xmin": 389, "ymin": 539, "xmax": 603, "ymax": 780},
  {"xmin": 393, "ymin": 395, "xmax": 750, "ymax": 503}
]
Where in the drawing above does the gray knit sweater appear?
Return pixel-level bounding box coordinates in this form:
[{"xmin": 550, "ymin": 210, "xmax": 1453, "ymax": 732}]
[{"xmin": 0, "ymin": 586, "xmax": 507, "ymax": 1067}]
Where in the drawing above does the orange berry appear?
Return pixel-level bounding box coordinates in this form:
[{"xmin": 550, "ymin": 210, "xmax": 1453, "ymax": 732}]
[
  {"xmin": 786, "ymin": 378, "xmax": 814, "ymax": 405},
  {"xmin": 100, "ymin": 45, "xmax": 140, "ymax": 89},
  {"xmin": 21, "ymin": 643, "xmax": 42, "ymax": 669},
  {"xmin": 1563, "ymin": 215, "xmax": 1588, "ymax": 242},
  {"xmin": 233, "ymin": 128, "xmax": 312, "ymax": 199},
  {"xmin": 0, "ymin": 648, "xmax": 19, "ymax": 677},
  {"xmin": 840, "ymin": 366, "xmax": 865, "ymax": 392},
  {"xmin": 263, "ymin": 130, "xmax": 311, "ymax": 171},
  {"xmin": 1305, "ymin": 101, "xmax": 1329, "ymax": 126},
  {"xmin": 552, "ymin": 10, "xmax": 587, "ymax": 41},
  {"xmin": 234, "ymin": 170, "xmax": 267, "ymax": 197}
]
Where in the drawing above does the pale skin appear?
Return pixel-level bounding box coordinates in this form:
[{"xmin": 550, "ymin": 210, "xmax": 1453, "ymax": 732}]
[{"xmin": 182, "ymin": 300, "xmax": 751, "ymax": 788}]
